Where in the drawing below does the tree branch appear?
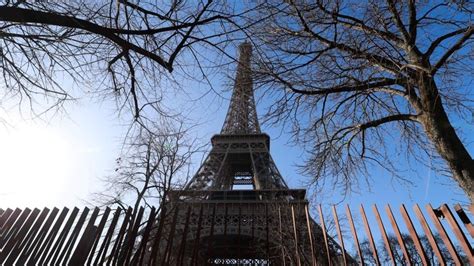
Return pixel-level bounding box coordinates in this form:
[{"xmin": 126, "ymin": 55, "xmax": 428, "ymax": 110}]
[
  {"xmin": 425, "ymin": 26, "xmax": 473, "ymax": 57},
  {"xmin": 0, "ymin": 6, "xmax": 172, "ymax": 69},
  {"xmin": 168, "ymin": 0, "xmax": 213, "ymax": 71},
  {"xmin": 316, "ymin": 2, "xmax": 404, "ymax": 47},
  {"xmin": 290, "ymin": 3, "xmax": 403, "ymax": 74},
  {"xmin": 431, "ymin": 26, "xmax": 474, "ymax": 74},
  {"xmin": 273, "ymin": 73, "xmax": 404, "ymax": 96},
  {"xmin": 386, "ymin": 0, "xmax": 411, "ymax": 44},
  {"xmin": 408, "ymin": 0, "xmax": 417, "ymax": 44},
  {"xmin": 358, "ymin": 113, "xmax": 419, "ymax": 130}
]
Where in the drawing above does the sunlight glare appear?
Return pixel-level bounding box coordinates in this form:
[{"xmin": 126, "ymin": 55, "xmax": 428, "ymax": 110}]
[{"xmin": 0, "ymin": 123, "xmax": 74, "ymax": 207}]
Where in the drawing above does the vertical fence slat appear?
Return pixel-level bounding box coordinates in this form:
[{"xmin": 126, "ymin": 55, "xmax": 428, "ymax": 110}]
[
  {"xmin": 42, "ymin": 207, "xmax": 79, "ymax": 265},
  {"xmin": 86, "ymin": 207, "xmax": 111, "ymax": 265},
  {"xmin": 70, "ymin": 207, "xmax": 100, "ymax": 265},
  {"xmin": 191, "ymin": 204, "xmax": 204, "ymax": 266},
  {"xmin": 440, "ymin": 204, "xmax": 474, "ymax": 264},
  {"xmin": 149, "ymin": 204, "xmax": 167, "ymax": 266},
  {"xmin": 206, "ymin": 204, "xmax": 216, "ymax": 262},
  {"xmin": 291, "ymin": 204, "xmax": 301, "ymax": 266},
  {"xmin": 134, "ymin": 207, "xmax": 156, "ymax": 265},
  {"xmin": 360, "ymin": 205, "xmax": 380, "ymax": 265},
  {"xmin": 305, "ymin": 204, "xmax": 316, "ymax": 266},
  {"xmin": 346, "ymin": 205, "xmax": 363, "ymax": 265},
  {"xmin": 413, "ymin": 204, "xmax": 445, "ymax": 265},
  {"xmin": 318, "ymin": 204, "xmax": 331, "ymax": 265},
  {"xmin": 265, "ymin": 203, "xmax": 270, "ymax": 262},
  {"xmin": 119, "ymin": 206, "xmax": 145, "ymax": 265},
  {"xmin": 278, "ymin": 206, "xmax": 285, "ymax": 265},
  {"xmin": 57, "ymin": 206, "xmax": 90, "ymax": 264},
  {"xmin": 0, "ymin": 208, "xmax": 14, "ymax": 229},
  {"xmin": 34, "ymin": 207, "xmax": 69, "ymax": 265},
  {"xmin": 0, "ymin": 208, "xmax": 21, "ymax": 237},
  {"xmin": 96, "ymin": 208, "xmax": 122, "ymax": 265},
  {"xmin": 425, "ymin": 204, "xmax": 462, "ymax": 264},
  {"xmin": 400, "ymin": 204, "xmax": 430, "ymax": 266},
  {"xmin": 0, "ymin": 208, "xmax": 30, "ymax": 249},
  {"xmin": 332, "ymin": 205, "xmax": 346, "ymax": 266},
  {"xmin": 111, "ymin": 207, "xmax": 133, "ymax": 265},
  {"xmin": 453, "ymin": 204, "xmax": 474, "ymax": 238},
  {"xmin": 18, "ymin": 207, "xmax": 58, "ymax": 265},
  {"xmin": 2, "ymin": 202, "xmax": 473, "ymax": 265},
  {"xmin": 238, "ymin": 203, "xmax": 242, "ymax": 262},
  {"xmin": 177, "ymin": 205, "xmax": 192, "ymax": 266},
  {"xmin": 0, "ymin": 208, "xmax": 39, "ymax": 264},
  {"xmin": 224, "ymin": 203, "xmax": 228, "ymax": 236},
  {"xmin": 385, "ymin": 205, "xmax": 412, "ymax": 266},
  {"xmin": 372, "ymin": 204, "xmax": 395, "ymax": 265},
  {"xmin": 162, "ymin": 205, "xmax": 180, "ymax": 265},
  {"xmin": 5, "ymin": 208, "xmax": 47, "ymax": 265}
]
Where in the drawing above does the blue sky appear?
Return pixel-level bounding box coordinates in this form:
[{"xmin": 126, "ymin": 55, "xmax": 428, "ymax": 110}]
[{"xmin": 0, "ymin": 42, "xmax": 471, "ymax": 208}]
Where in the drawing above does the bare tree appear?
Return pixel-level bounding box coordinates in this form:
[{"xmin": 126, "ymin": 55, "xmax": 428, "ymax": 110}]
[
  {"xmin": 93, "ymin": 119, "xmax": 199, "ymax": 219},
  {"xmin": 0, "ymin": 0, "xmax": 236, "ymax": 122},
  {"xmin": 246, "ymin": 1, "xmax": 474, "ymax": 199}
]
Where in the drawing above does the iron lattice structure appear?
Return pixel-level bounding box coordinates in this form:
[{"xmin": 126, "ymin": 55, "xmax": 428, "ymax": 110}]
[
  {"xmin": 155, "ymin": 42, "xmax": 349, "ymax": 264},
  {"xmin": 221, "ymin": 42, "xmax": 260, "ymax": 135},
  {"xmin": 186, "ymin": 42, "xmax": 287, "ymax": 191}
]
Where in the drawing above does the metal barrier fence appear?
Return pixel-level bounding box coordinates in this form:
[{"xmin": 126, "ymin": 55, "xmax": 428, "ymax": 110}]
[{"xmin": 0, "ymin": 203, "xmax": 472, "ymax": 265}]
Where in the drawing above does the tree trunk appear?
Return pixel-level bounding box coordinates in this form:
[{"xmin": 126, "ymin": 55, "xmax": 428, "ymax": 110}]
[{"xmin": 418, "ymin": 74, "xmax": 474, "ymax": 201}]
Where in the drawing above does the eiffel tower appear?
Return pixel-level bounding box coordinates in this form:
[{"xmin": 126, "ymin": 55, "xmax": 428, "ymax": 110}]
[{"xmin": 149, "ymin": 42, "xmax": 347, "ymax": 265}]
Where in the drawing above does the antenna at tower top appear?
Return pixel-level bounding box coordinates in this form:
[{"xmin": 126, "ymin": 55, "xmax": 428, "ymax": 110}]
[{"xmin": 220, "ymin": 42, "xmax": 261, "ymax": 134}]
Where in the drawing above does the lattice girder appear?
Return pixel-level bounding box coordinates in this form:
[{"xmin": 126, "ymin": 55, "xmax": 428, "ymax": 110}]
[
  {"xmin": 185, "ymin": 134, "xmax": 288, "ymax": 191},
  {"xmin": 221, "ymin": 42, "xmax": 261, "ymax": 135},
  {"xmin": 152, "ymin": 196, "xmax": 348, "ymax": 265}
]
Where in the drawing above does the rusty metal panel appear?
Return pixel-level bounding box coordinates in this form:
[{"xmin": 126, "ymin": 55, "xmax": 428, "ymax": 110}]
[
  {"xmin": 0, "ymin": 208, "xmax": 40, "ymax": 264},
  {"xmin": 5, "ymin": 208, "xmax": 47, "ymax": 265},
  {"xmin": 97, "ymin": 208, "xmax": 122, "ymax": 264},
  {"xmin": 346, "ymin": 205, "xmax": 363, "ymax": 265},
  {"xmin": 70, "ymin": 207, "xmax": 100, "ymax": 265},
  {"xmin": 191, "ymin": 204, "xmax": 204, "ymax": 266},
  {"xmin": 87, "ymin": 206, "xmax": 111, "ymax": 265},
  {"xmin": 291, "ymin": 204, "xmax": 301, "ymax": 266},
  {"xmin": 425, "ymin": 204, "xmax": 463, "ymax": 264},
  {"xmin": 111, "ymin": 207, "xmax": 133, "ymax": 265},
  {"xmin": 385, "ymin": 204, "xmax": 412, "ymax": 265},
  {"xmin": 35, "ymin": 207, "xmax": 70, "ymax": 264},
  {"xmin": 318, "ymin": 204, "xmax": 331, "ymax": 265},
  {"xmin": 440, "ymin": 204, "xmax": 474, "ymax": 264},
  {"xmin": 18, "ymin": 207, "xmax": 58, "ymax": 265},
  {"xmin": 360, "ymin": 205, "xmax": 380, "ymax": 265},
  {"xmin": 177, "ymin": 206, "xmax": 192, "ymax": 266},
  {"xmin": 119, "ymin": 206, "xmax": 145, "ymax": 264},
  {"xmin": 332, "ymin": 205, "xmax": 346, "ymax": 266},
  {"xmin": 454, "ymin": 204, "xmax": 474, "ymax": 238},
  {"xmin": 306, "ymin": 204, "xmax": 316, "ymax": 266},
  {"xmin": 0, "ymin": 203, "xmax": 471, "ymax": 264},
  {"xmin": 372, "ymin": 204, "xmax": 395, "ymax": 265},
  {"xmin": 413, "ymin": 204, "xmax": 445, "ymax": 265},
  {"xmin": 0, "ymin": 208, "xmax": 14, "ymax": 229},
  {"xmin": 56, "ymin": 207, "xmax": 90, "ymax": 264},
  {"xmin": 0, "ymin": 208, "xmax": 31, "ymax": 250},
  {"xmin": 400, "ymin": 204, "xmax": 430, "ymax": 265},
  {"xmin": 205, "ymin": 204, "xmax": 217, "ymax": 262}
]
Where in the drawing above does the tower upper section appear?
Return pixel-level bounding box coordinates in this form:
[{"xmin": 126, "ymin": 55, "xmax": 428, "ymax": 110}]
[
  {"xmin": 221, "ymin": 42, "xmax": 261, "ymax": 135},
  {"xmin": 184, "ymin": 42, "xmax": 288, "ymax": 191}
]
